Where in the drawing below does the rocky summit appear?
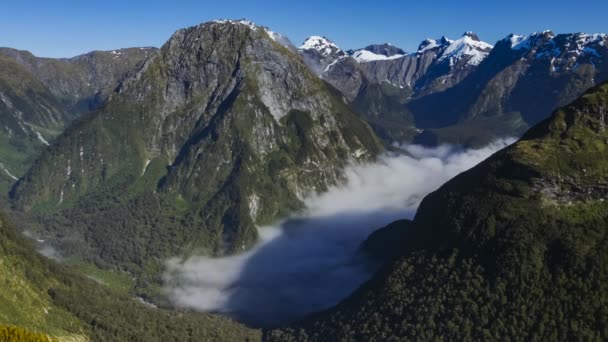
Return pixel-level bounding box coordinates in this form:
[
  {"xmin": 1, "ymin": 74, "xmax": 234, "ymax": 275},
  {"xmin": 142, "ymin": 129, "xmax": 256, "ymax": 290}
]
[{"xmin": 9, "ymin": 20, "xmax": 382, "ymax": 290}]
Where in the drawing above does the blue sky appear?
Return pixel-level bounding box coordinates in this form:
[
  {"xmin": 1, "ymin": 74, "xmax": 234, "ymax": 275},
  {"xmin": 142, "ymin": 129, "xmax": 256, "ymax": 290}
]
[{"xmin": 1, "ymin": 0, "xmax": 607, "ymax": 58}]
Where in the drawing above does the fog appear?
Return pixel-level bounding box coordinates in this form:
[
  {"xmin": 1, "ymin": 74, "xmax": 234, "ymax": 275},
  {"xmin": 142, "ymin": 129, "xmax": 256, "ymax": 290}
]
[{"xmin": 163, "ymin": 138, "xmax": 515, "ymax": 327}]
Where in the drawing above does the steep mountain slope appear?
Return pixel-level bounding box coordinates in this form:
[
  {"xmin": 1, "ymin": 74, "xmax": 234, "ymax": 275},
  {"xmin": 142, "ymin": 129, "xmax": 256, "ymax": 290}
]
[
  {"xmin": 0, "ymin": 55, "xmax": 69, "ymax": 191},
  {"xmin": 410, "ymin": 31, "xmax": 608, "ymax": 145},
  {"xmin": 0, "ymin": 210, "xmax": 260, "ymax": 341},
  {"xmin": 0, "ymin": 47, "xmax": 156, "ymax": 116},
  {"xmin": 268, "ymin": 83, "xmax": 608, "ymax": 340},
  {"xmin": 10, "ymin": 20, "xmax": 382, "ymax": 287},
  {"xmin": 0, "ymin": 47, "xmax": 155, "ymax": 193}
]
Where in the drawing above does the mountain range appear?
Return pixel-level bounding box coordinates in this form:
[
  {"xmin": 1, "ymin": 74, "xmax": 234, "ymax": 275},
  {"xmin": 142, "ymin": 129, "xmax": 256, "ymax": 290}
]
[
  {"xmin": 1, "ymin": 18, "xmax": 608, "ymax": 340},
  {"xmin": 298, "ymin": 30, "xmax": 608, "ymax": 146}
]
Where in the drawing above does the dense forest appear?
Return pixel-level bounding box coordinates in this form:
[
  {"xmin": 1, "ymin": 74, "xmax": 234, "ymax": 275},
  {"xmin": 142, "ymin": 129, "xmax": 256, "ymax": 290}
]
[
  {"xmin": 0, "ymin": 210, "xmax": 261, "ymax": 341},
  {"xmin": 267, "ymin": 83, "xmax": 608, "ymax": 341}
]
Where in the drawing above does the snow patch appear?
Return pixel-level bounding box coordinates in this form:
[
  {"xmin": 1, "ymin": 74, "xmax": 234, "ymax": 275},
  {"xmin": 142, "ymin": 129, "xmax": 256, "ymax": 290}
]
[
  {"xmin": 350, "ymin": 49, "xmax": 405, "ymax": 62},
  {"xmin": 509, "ymin": 34, "xmax": 530, "ymax": 50},
  {"xmin": 35, "ymin": 131, "xmax": 50, "ymax": 146},
  {"xmin": 0, "ymin": 162, "xmax": 18, "ymax": 181},
  {"xmin": 212, "ymin": 19, "xmax": 257, "ymax": 30},
  {"xmin": 142, "ymin": 159, "xmax": 151, "ymax": 176}
]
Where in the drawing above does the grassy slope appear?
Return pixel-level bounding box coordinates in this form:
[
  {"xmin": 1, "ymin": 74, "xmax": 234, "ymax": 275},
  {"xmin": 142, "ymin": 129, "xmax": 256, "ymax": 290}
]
[{"xmin": 0, "ymin": 211, "xmax": 261, "ymax": 341}]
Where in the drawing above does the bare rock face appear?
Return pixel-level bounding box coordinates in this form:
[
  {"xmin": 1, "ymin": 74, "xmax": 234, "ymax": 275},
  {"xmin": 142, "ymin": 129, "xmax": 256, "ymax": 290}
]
[{"xmin": 11, "ymin": 20, "xmax": 382, "ymax": 278}]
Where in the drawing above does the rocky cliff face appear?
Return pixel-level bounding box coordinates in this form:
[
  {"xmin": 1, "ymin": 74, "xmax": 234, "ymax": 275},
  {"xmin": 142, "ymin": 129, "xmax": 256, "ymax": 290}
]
[{"xmin": 10, "ymin": 20, "xmax": 382, "ymax": 279}]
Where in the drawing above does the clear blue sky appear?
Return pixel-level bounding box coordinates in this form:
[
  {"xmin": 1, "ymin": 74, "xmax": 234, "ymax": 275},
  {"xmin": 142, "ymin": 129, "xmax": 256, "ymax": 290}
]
[{"xmin": 1, "ymin": 0, "xmax": 607, "ymax": 58}]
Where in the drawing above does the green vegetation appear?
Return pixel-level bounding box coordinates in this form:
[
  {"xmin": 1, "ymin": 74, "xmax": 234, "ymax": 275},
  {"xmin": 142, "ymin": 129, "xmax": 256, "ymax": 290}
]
[
  {"xmin": 0, "ymin": 326, "xmax": 59, "ymax": 342},
  {"xmin": 268, "ymin": 83, "xmax": 608, "ymax": 341},
  {"xmin": 352, "ymin": 81, "xmax": 417, "ymax": 143},
  {"xmin": 9, "ymin": 21, "xmax": 383, "ymax": 302},
  {"xmin": 0, "ymin": 211, "xmax": 261, "ymax": 341}
]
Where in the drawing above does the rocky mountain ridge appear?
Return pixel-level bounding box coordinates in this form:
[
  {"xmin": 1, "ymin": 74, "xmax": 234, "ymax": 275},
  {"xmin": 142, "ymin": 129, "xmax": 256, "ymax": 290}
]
[{"xmin": 10, "ymin": 20, "xmax": 382, "ymax": 293}]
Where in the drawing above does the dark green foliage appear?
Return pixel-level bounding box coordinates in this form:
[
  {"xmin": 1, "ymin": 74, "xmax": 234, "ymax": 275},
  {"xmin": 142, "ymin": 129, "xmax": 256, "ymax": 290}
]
[
  {"xmin": 9, "ymin": 21, "xmax": 383, "ymax": 304},
  {"xmin": 268, "ymin": 83, "xmax": 608, "ymax": 341},
  {"xmin": 352, "ymin": 82, "xmax": 417, "ymax": 143},
  {"xmin": 0, "ymin": 210, "xmax": 261, "ymax": 341}
]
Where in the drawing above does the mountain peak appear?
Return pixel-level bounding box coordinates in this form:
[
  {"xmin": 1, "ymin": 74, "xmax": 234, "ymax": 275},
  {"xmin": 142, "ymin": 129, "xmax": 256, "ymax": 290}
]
[
  {"xmin": 362, "ymin": 43, "xmax": 406, "ymax": 57},
  {"xmin": 437, "ymin": 34, "xmax": 493, "ymax": 66},
  {"xmin": 300, "ymin": 36, "xmax": 341, "ymax": 52},
  {"xmin": 417, "ymin": 37, "xmax": 451, "ymax": 53},
  {"xmin": 462, "ymin": 31, "xmax": 480, "ymax": 41}
]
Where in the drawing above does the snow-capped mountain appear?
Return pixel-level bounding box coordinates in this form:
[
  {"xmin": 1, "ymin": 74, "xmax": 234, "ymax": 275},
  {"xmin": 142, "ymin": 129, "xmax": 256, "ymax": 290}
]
[
  {"xmin": 298, "ymin": 36, "xmax": 347, "ymax": 75},
  {"xmin": 408, "ymin": 30, "xmax": 608, "ymax": 145},
  {"xmin": 436, "ymin": 32, "xmax": 493, "ymax": 66},
  {"xmin": 354, "ymin": 32, "xmax": 493, "ymax": 95},
  {"xmin": 504, "ymin": 31, "xmax": 606, "ymax": 74}
]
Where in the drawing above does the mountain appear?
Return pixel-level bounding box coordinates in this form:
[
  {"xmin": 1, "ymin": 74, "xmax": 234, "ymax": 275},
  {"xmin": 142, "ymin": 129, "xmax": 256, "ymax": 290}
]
[
  {"xmin": 347, "ymin": 44, "xmax": 406, "ymax": 63},
  {"xmin": 298, "ymin": 31, "xmax": 607, "ymax": 147},
  {"xmin": 409, "ymin": 31, "xmax": 608, "ymax": 146},
  {"xmin": 0, "ymin": 55, "xmax": 69, "ymax": 192},
  {"xmin": 0, "ymin": 47, "xmax": 156, "ymax": 116},
  {"xmin": 9, "ymin": 20, "xmax": 382, "ymax": 293},
  {"xmin": 360, "ymin": 43, "xmax": 406, "ymax": 57},
  {"xmin": 0, "ymin": 47, "xmax": 155, "ymax": 193},
  {"xmin": 268, "ymin": 83, "xmax": 608, "ymax": 340},
  {"xmin": 0, "ymin": 209, "xmax": 260, "ymax": 341},
  {"xmin": 298, "ymin": 33, "xmax": 494, "ymax": 142},
  {"xmin": 301, "ymin": 32, "xmax": 493, "ymax": 97},
  {"xmin": 298, "ymin": 36, "xmax": 347, "ymax": 76},
  {"xmin": 360, "ymin": 32, "xmax": 493, "ymax": 93}
]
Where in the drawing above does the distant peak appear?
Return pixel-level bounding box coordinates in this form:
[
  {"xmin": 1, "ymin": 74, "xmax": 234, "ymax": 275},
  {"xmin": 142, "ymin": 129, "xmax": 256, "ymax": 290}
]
[
  {"xmin": 439, "ymin": 36, "xmax": 452, "ymax": 45},
  {"xmin": 299, "ymin": 36, "xmax": 342, "ymax": 54},
  {"xmin": 362, "ymin": 43, "xmax": 406, "ymax": 57},
  {"xmin": 463, "ymin": 31, "xmax": 480, "ymax": 41}
]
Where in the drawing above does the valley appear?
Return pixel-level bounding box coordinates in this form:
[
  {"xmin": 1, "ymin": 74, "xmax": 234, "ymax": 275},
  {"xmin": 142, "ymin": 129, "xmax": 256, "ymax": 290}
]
[{"xmin": 0, "ymin": 8, "xmax": 607, "ymax": 341}]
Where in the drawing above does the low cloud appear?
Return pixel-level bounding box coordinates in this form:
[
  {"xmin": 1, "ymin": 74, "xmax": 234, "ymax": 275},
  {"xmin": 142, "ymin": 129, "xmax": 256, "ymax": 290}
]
[{"xmin": 163, "ymin": 138, "xmax": 515, "ymax": 327}]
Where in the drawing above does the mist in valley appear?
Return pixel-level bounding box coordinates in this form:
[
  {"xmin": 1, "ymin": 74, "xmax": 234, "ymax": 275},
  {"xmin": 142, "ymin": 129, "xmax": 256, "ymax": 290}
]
[{"xmin": 163, "ymin": 138, "xmax": 515, "ymax": 327}]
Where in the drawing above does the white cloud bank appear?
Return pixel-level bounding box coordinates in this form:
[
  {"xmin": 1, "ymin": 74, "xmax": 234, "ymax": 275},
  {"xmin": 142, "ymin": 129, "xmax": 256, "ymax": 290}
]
[{"xmin": 163, "ymin": 138, "xmax": 515, "ymax": 327}]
